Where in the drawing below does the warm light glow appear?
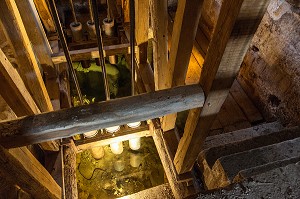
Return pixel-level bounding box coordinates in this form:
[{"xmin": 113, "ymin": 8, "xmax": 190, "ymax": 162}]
[
  {"xmin": 114, "ymin": 160, "xmax": 125, "ymax": 171},
  {"xmin": 130, "ymin": 153, "xmax": 142, "ymax": 168},
  {"xmin": 90, "ymin": 146, "xmax": 104, "ymax": 159},
  {"xmin": 105, "ymin": 125, "xmax": 120, "ymax": 133},
  {"xmin": 127, "ymin": 121, "xmax": 141, "ymax": 128},
  {"xmin": 110, "ymin": 141, "xmax": 123, "ymax": 154},
  {"xmin": 129, "ymin": 137, "xmax": 141, "ymax": 150},
  {"xmin": 83, "ymin": 130, "xmax": 98, "ymax": 138}
]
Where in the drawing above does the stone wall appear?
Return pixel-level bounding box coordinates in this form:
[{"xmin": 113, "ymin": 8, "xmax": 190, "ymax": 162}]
[{"xmin": 238, "ymin": 0, "xmax": 300, "ymax": 126}]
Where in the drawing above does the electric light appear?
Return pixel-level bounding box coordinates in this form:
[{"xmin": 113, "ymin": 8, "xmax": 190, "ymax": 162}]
[
  {"xmin": 110, "ymin": 141, "xmax": 123, "ymax": 154},
  {"xmin": 90, "ymin": 146, "xmax": 104, "ymax": 159},
  {"xmin": 127, "ymin": 121, "xmax": 141, "ymax": 128},
  {"xmin": 129, "ymin": 137, "xmax": 141, "ymax": 150},
  {"xmin": 105, "ymin": 125, "xmax": 120, "ymax": 133},
  {"xmin": 83, "ymin": 130, "xmax": 98, "ymax": 138}
]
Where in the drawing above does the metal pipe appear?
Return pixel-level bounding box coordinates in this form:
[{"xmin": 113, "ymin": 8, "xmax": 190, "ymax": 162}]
[
  {"xmin": 48, "ymin": 0, "xmax": 83, "ymax": 104},
  {"xmin": 88, "ymin": 0, "xmax": 94, "ymax": 23},
  {"xmin": 130, "ymin": 0, "xmax": 135, "ymax": 96},
  {"xmin": 106, "ymin": 0, "xmax": 111, "ymax": 21},
  {"xmin": 69, "ymin": 0, "xmax": 78, "ymax": 24},
  {"xmin": 91, "ymin": 0, "xmax": 111, "ymax": 100}
]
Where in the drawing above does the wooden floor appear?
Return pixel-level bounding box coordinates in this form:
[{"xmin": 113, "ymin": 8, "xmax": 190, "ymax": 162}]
[{"xmin": 209, "ymin": 79, "xmax": 264, "ymax": 136}]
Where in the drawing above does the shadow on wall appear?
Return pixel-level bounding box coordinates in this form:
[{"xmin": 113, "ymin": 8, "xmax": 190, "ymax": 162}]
[{"xmin": 237, "ymin": 0, "xmax": 300, "ymax": 126}]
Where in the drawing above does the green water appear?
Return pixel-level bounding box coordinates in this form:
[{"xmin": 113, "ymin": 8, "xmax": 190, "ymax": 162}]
[{"xmin": 76, "ymin": 137, "xmax": 165, "ymax": 199}]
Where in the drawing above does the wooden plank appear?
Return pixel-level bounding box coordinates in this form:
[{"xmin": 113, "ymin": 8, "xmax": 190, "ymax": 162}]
[
  {"xmin": 169, "ymin": 0, "xmax": 204, "ymax": 87},
  {"xmin": 0, "ymin": 146, "xmax": 61, "ymax": 199},
  {"xmin": 33, "ymin": 0, "xmax": 56, "ymax": 33},
  {"xmin": 51, "ymin": 43, "xmax": 132, "ymax": 64},
  {"xmin": 151, "ymin": 0, "xmax": 168, "ymax": 90},
  {"xmin": 0, "ymin": 49, "xmax": 40, "ymax": 116},
  {"xmin": 135, "ymin": 0, "xmax": 149, "ymax": 63},
  {"xmin": 15, "ymin": 0, "xmax": 53, "ymax": 71},
  {"xmin": 162, "ymin": 0, "xmax": 204, "ymax": 131},
  {"xmin": 0, "ymin": 48, "xmax": 59, "ymax": 151},
  {"xmin": 150, "ymin": 120, "xmax": 190, "ymax": 199},
  {"xmin": 0, "ymin": 102, "xmax": 61, "ymax": 198},
  {"xmin": 174, "ymin": 0, "xmax": 271, "ymax": 174},
  {"xmin": 0, "ymin": 0, "xmax": 53, "ymax": 113},
  {"xmin": 229, "ymin": 80, "xmax": 263, "ymax": 123},
  {"xmin": 63, "ymin": 141, "xmax": 78, "ymax": 199},
  {"xmin": 0, "ymin": 84, "xmax": 205, "ymax": 148}
]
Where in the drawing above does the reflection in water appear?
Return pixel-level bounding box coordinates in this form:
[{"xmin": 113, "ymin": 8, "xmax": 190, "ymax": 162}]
[{"xmin": 77, "ymin": 137, "xmax": 165, "ymax": 198}]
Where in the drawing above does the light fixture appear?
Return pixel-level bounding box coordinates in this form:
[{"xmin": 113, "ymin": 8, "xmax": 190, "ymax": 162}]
[
  {"xmin": 127, "ymin": 121, "xmax": 141, "ymax": 128},
  {"xmin": 105, "ymin": 125, "xmax": 120, "ymax": 133},
  {"xmin": 110, "ymin": 141, "xmax": 123, "ymax": 154},
  {"xmin": 90, "ymin": 146, "xmax": 104, "ymax": 159},
  {"xmin": 129, "ymin": 137, "xmax": 141, "ymax": 150},
  {"xmin": 83, "ymin": 130, "xmax": 98, "ymax": 138}
]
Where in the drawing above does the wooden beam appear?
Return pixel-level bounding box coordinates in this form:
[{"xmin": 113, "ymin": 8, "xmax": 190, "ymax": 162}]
[
  {"xmin": 150, "ymin": 121, "xmax": 190, "ymax": 199},
  {"xmin": 33, "ymin": 0, "xmax": 56, "ymax": 33},
  {"xmin": 63, "ymin": 140, "xmax": 78, "ymax": 199},
  {"xmin": 0, "ymin": 84, "xmax": 205, "ymax": 148},
  {"xmin": 0, "ymin": 49, "xmax": 59, "ymax": 151},
  {"xmin": 51, "ymin": 43, "xmax": 132, "ymax": 64},
  {"xmin": 0, "ymin": 0, "xmax": 53, "ymax": 113},
  {"xmin": 151, "ymin": 0, "xmax": 168, "ymax": 90},
  {"xmin": 135, "ymin": 0, "xmax": 149, "ymax": 64},
  {"xmin": 0, "ymin": 146, "xmax": 61, "ymax": 199},
  {"xmin": 0, "ymin": 49, "xmax": 40, "ymax": 116},
  {"xmin": 162, "ymin": 0, "xmax": 204, "ymax": 131},
  {"xmin": 16, "ymin": 0, "xmax": 53, "ymax": 70},
  {"xmin": 174, "ymin": 0, "xmax": 271, "ymax": 174},
  {"xmin": 0, "ymin": 100, "xmax": 61, "ymax": 198}
]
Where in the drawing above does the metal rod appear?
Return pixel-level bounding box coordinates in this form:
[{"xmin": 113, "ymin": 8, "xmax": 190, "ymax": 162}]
[
  {"xmin": 106, "ymin": 0, "xmax": 111, "ymax": 21},
  {"xmin": 69, "ymin": 0, "xmax": 78, "ymax": 24},
  {"xmin": 48, "ymin": 0, "xmax": 83, "ymax": 104},
  {"xmin": 88, "ymin": 0, "xmax": 94, "ymax": 23},
  {"xmin": 130, "ymin": 0, "xmax": 135, "ymax": 96},
  {"xmin": 91, "ymin": 0, "xmax": 111, "ymax": 100}
]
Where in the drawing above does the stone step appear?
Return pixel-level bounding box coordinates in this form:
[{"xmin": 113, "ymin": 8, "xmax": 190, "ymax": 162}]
[
  {"xmin": 218, "ymin": 137, "xmax": 300, "ymax": 182},
  {"xmin": 199, "ymin": 123, "xmax": 300, "ymax": 168},
  {"xmin": 197, "ymin": 123, "xmax": 300, "ymax": 190}
]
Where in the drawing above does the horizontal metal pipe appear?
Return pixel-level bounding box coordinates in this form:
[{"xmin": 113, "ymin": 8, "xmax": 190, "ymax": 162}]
[{"xmin": 0, "ymin": 84, "xmax": 205, "ymax": 148}]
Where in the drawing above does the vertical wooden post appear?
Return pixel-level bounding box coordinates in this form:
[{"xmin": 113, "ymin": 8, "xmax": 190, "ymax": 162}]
[
  {"xmin": 174, "ymin": 0, "xmax": 271, "ymax": 174},
  {"xmin": 63, "ymin": 141, "xmax": 78, "ymax": 199},
  {"xmin": 151, "ymin": 0, "xmax": 168, "ymax": 90},
  {"xmin": 135, "ymin": 0, "xmax": 149, "ymax": 64},
  {"xmin": 161, "ymin": 0, "xmax": 204, "ymax": 131}
]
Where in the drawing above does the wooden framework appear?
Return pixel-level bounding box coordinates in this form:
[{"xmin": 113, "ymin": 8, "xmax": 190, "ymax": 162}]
[{"xmin": 0, "ymin": 0, "xmax": 272, "ymax": 198}]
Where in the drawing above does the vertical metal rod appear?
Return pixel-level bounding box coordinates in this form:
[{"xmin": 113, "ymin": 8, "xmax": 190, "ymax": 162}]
[
  {"xmin": 88, "ymin": 0, "xmax": 94, "ymax": 23},
  {"xmin": 48, "ymin": 0, "xmax": 83, "ymax": 104},
  {"xmin": 130, "ymin": 0, "xmax": 135, "ymax": 96},
  {"xmin": 91, "ymin": 0, "xmax": 111, "ymax": 100},
  {"xmin": 69, "ymin": 0, "xmax": 78, "ymax": 24},
  {"xmin": 106, "ymin": 0, "xmax": 112, "ymax": 21}
]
